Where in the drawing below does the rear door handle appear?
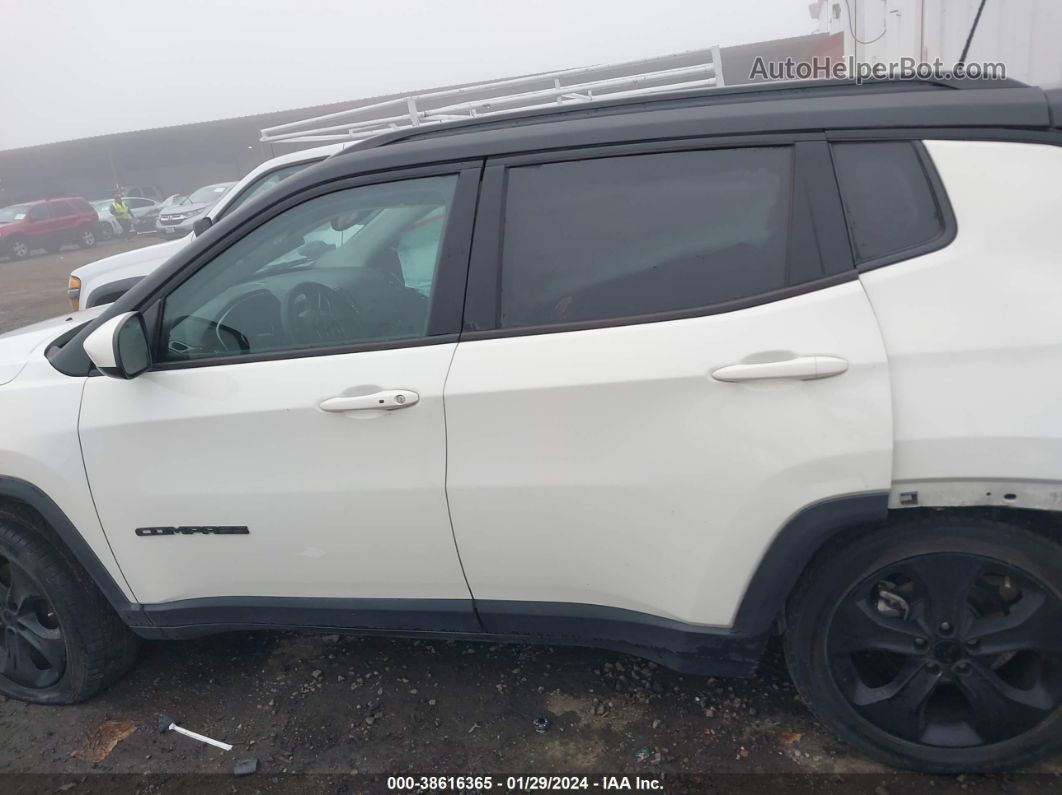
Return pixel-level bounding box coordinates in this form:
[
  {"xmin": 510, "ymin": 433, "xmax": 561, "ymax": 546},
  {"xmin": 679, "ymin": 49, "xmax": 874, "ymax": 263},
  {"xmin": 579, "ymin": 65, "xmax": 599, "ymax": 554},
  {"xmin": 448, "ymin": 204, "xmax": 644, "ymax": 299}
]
[
  {"xmin": 319, "ymin": 390, "xmax": 420, "ymax": 412},
  {"xmin": 711, "ymin": 355, "xmax": 848, "ymax": 382}
]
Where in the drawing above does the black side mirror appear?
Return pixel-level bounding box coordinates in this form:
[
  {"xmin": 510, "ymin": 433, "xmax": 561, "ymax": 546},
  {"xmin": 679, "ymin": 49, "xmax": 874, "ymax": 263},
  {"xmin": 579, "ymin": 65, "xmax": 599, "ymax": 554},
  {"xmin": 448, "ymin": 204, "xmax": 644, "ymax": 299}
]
[{"xmin": 192, "ymin": 216, "xmax": 213, "ymax": 236}]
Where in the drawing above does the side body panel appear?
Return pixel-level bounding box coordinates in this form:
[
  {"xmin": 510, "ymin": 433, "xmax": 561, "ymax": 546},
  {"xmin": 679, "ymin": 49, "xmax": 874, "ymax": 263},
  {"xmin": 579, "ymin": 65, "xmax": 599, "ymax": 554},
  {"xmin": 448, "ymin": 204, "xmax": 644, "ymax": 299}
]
[
  {"xmin": 78, "ymin": 345, "xmax": 470, "ymax": 604},
  {"xmin": 860, "ymin": 140, "xmax": 1062, "ymax": 505},
  {"xmin": 0, "ymin": 352, "xmax": 136, "ymax": 602},
  {"xmin": 445, "ymin": 280, "xmax": 892, "ymax": 627}
]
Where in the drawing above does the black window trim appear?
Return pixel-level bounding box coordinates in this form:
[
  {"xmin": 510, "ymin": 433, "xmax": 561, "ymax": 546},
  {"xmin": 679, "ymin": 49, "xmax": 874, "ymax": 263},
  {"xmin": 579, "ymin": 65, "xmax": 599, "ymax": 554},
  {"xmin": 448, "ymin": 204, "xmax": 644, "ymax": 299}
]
[
  {"xmin": 462, "ymin": 133, "xmax": 857, "ymax": 340},
  {"xmin": 142, "ymin": 160, "xmax": 483, "ymax": 372},
  {"xmin": 825, "ymin": 133, "xmax": 958, "ymax": 272}
]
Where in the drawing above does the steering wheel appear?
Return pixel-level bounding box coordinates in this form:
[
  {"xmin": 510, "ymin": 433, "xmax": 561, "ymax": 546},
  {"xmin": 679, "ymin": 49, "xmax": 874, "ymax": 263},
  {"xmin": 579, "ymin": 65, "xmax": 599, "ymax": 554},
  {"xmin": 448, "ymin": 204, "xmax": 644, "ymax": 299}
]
[{"xmin": 282, "ymin": 281, "xmax": 363, "ymax": 347}]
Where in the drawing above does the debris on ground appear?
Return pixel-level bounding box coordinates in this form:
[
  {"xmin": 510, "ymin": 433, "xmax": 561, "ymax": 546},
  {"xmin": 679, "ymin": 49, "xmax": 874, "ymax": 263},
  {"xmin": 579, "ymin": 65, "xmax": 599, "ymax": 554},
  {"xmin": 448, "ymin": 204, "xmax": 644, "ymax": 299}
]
[
  {"xmin": 233, "ymin": 758, "xmax": 259, "ymax": 777},
  {"xmin": 157, "ymin": 713, "xmax": 233, "ymax": 751},
  {"xmin": 70, "ymin": 720, "xmax": 138, "ymax": 763},
  {"xmin": 533, "ymin": 716, "xmax": 550, "ymax": 733}
]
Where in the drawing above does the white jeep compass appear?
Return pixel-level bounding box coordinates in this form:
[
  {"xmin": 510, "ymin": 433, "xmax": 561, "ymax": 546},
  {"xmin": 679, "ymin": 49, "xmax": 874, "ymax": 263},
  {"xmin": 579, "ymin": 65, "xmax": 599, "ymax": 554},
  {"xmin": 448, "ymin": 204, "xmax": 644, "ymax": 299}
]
[{"xmin": 1, "ymin": 77, "xmax": 1061, "ymax": 773}]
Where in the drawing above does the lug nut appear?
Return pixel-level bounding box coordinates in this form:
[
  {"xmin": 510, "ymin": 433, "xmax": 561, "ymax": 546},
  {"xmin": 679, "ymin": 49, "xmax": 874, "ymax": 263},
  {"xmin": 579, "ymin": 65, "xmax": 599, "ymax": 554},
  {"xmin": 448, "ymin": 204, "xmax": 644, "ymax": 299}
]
[
  {"xmin": 925, "ymin": 661, "xmax": 941, "ymax": 673},
  {"xmin": 914, "ymin": 638, "xmax": 928, "ymax": 649},
  {"xmin": 955, "ymin": 661, "xmax": 971, "ymax": 674},
  {"xmin": 939, "ymin": 621, "xmax": 953, "ymax": 634},
  {"xmin": 965, "ymin": 638, "xmax": 980, "ymax": 649}
]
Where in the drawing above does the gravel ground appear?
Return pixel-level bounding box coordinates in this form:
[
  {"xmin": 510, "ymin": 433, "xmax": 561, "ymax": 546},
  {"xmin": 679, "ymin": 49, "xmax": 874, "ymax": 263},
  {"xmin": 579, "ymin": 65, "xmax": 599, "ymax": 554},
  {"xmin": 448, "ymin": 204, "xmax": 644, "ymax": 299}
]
[
  {"xmin": 0, "ymin": 237, "xmax": 159, "ymax": 334},
  {"xmin": 1, "ymin": 241, "xmax": 1061, "ymax": 793}
]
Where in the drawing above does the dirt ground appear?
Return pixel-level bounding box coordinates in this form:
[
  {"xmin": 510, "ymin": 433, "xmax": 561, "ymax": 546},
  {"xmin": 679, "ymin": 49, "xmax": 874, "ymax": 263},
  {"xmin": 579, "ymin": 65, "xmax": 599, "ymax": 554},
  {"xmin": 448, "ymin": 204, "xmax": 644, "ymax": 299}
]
[
  {"xmin": 0, "ymin": 237, "xmax": 159, "ymax": 334},
  {"xmin": 0, "ymin": 242, "xmax": 1061, "ymax": 793}
]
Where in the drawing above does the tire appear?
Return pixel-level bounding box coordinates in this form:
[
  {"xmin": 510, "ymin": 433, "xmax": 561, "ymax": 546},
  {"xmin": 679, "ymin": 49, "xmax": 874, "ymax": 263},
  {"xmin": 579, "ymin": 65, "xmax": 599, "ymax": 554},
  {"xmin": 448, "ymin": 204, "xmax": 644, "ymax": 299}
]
[
  {"xmin": 785, "ymin": 514, "xmax": 1062, "ymax": 773},
  {"xmin": 0, "ymin": 505, "xmax": 140, "ymax": 704},
  {"xmin": 77, "ymin": 226, "xmax": 97, "ymax": 249},
  {"xmin": 7, "ymin": 237, "xmax": 30, "ymax": 260},
  {"xmin": 97, "ymin": 223, "xmax": 113, "ymax": 241}
]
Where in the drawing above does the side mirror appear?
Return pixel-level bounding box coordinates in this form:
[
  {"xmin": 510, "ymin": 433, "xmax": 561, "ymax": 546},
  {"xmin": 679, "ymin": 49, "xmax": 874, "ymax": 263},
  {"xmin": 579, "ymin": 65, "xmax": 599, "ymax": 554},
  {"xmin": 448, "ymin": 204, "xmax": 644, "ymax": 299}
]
[
  {"xmin": 83, "ymin": 312, "xmax": 152, "ymax": 379},
  {"xmin": 192, "ymin": 216, "xmax": 213, "ymax": 236}
]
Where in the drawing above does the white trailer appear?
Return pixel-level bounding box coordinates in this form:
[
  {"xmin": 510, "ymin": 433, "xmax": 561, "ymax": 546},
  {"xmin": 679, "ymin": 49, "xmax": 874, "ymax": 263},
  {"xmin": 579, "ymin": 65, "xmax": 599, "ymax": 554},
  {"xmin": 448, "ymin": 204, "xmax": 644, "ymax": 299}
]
[{"xmin": 810, "ymin": 0, "xmax": 1062, "ymax": 86}]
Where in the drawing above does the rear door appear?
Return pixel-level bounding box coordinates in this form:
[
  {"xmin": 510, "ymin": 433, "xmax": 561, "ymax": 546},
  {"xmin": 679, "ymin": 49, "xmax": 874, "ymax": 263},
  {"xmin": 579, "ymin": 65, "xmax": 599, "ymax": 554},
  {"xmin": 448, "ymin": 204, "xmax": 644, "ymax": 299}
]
[
  {"xmin": 48, "ymin": 201, "xmax": 77, "ymax": 235},
  {"xmin": 25, "ymin": 202, "xmax": 55, "ymax": 244},
  {"xmin": 444, "ymin": 138, "xmax": 893, "ymax": 628}
]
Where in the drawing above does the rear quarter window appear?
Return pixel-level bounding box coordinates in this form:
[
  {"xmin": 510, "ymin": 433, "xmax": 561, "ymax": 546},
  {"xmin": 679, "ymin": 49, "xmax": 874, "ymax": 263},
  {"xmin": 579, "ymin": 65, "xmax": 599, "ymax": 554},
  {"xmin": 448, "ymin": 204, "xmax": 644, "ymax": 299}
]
[
  {"xmin": 831, "ymin": 141, "xmax": 948, "ymax": 265},
  {"xmin": 50, "ymin": 201, "xmax": 76, "ymax": 216}
]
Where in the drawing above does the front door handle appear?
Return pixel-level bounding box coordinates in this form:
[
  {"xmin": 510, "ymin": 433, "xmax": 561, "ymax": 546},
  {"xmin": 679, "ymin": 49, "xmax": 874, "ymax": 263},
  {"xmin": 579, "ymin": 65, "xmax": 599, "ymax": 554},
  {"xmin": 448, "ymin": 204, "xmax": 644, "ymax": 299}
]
[
  {"xmin": 319, "ymin": 390, "xmax": 420, "ymax": 412},
  {"xmin": 711, "ymin": 355, "xmax": 848, "ymax": 383}
]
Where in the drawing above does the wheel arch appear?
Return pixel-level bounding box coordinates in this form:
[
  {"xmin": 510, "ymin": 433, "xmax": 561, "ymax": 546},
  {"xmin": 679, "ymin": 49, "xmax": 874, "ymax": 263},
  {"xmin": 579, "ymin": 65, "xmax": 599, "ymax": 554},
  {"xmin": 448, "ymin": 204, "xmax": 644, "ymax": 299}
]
[
  {"xmin": 84, "ymin": 276, "xmax": 143, "ymax": 309},
  {"xmin": 731, "ymin": 491, "xmax": 889, "ymax": 636},
  {"xmin": 0, "ymin": 476, "xmax": 141, "ymax": 624},
  {"xmin": 744, "ymin": 496, "xmax": 1062, "ymax": 637}
]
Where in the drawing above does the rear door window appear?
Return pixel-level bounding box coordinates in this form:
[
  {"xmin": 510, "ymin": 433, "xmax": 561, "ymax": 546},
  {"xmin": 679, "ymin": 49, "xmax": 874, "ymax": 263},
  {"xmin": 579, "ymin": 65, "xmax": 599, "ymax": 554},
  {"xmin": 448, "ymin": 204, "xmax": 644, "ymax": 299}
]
[
  {"xmin": 497, "ymin": 147, "xmax": 801, "ymax": 328},
  {"xmin": 27, "ymin": 203, "xmax": 51, "ymax": 221},
  {"xmin": 831, "ymin": 141, "xmax": 947, "ymax": 264}
]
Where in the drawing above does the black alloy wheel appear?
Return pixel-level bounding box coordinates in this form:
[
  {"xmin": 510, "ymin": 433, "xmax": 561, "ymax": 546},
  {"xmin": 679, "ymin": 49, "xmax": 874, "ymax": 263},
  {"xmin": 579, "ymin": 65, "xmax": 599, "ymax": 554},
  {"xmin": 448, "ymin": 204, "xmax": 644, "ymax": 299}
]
[
  {"xmin": 0, "ymin": 552, "xmax": 66, "ymax": 689},
  {"xmin": 827, "ymin": 552, "xmax": 1062, "ymax": 749},
  {"xmin": 785, "ymin": 517, "xmax": 1062, "ymax": 772}
]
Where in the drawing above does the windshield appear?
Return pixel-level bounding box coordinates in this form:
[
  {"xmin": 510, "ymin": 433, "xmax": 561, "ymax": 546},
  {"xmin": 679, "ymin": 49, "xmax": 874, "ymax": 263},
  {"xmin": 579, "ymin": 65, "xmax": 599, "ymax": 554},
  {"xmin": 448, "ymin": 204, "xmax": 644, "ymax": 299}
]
[
  {"xmin": 0, "ymin": 204, "xmax": 31, "ymax": 223},
  {"xmin": 185, "ymin": 184, "xmax": 234, "ymax": 205},
  {"xmin": 91, "ymin": 200, "xmax": 112, "ymax": 212},
  {"xmin": 220, "ymin": 162, "xmax": 314, "ymax": 219}
]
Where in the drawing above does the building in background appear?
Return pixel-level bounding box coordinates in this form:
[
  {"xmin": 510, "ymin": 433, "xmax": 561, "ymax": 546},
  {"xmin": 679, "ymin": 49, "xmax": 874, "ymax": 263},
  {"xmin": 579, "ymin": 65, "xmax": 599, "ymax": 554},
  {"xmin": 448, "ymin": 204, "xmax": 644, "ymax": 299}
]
[
  {"xmin": 0, "ymin": 35, "xmax": 835, "ymax": 206},
  {"xmin": 3, "ymin": 3, "xmax": 1057, "ymax": 206}
]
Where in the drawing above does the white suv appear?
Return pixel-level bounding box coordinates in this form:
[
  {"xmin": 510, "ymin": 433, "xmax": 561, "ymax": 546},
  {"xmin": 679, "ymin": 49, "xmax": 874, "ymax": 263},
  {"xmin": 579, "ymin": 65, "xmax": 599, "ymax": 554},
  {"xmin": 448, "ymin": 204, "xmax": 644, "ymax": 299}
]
[
  {"xmin": 67, "ymin": 144, "xmax": 344, "ymax": 310},
  {"xmin": 3, "ymin": 78, "xmax": 1062, "ymax": 773}
]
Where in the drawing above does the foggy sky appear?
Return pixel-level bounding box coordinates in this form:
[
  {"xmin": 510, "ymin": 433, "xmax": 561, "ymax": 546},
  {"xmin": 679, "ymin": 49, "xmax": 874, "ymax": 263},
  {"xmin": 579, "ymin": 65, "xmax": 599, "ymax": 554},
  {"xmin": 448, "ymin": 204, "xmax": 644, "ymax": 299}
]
[{"xmin": 0, "ymin": 0, "xmax": 814, "ymax": 151}]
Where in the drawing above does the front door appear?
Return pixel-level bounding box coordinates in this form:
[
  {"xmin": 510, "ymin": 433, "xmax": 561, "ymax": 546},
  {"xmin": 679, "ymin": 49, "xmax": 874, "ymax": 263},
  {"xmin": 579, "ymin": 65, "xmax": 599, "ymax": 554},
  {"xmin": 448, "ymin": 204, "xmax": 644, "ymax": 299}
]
[
  {"xmin": 444, "ymin": 141, "xmax": 893, "ymax": 628},
  {"xmin": 79, "ymin": 168, "xmax": 479, "ymax": 614}
]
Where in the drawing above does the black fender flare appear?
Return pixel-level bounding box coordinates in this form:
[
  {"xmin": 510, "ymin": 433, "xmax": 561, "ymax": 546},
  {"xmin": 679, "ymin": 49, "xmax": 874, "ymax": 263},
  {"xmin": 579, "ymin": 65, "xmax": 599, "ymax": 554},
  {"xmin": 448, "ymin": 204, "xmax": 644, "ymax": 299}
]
[
  {"xmin": 0, "ymin": 476, "xmax": 144, "ymax": 625},
  {"xmin": 730, "ymin": 491, "xmax": 889, "ymax": 635},
  {"xmin": 84, "ymin": 276, "xmax": 144, "ymax": 309}
]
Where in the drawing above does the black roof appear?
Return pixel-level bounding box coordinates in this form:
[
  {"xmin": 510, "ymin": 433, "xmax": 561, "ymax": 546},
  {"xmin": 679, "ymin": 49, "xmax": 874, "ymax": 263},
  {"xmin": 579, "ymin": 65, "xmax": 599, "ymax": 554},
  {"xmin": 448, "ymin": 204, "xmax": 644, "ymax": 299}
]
[{"xmin": 308, "ymin": 77, "xmax": 1061, "ymax": 181}]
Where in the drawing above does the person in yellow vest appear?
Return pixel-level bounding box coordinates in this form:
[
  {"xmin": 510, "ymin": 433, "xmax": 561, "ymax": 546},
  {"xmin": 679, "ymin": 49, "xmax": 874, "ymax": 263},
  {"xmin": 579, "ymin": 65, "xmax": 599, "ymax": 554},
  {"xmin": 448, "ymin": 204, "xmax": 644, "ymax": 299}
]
[{"xmin": 110, "ymin": 194, "xmax": 134, "ymax": 237}]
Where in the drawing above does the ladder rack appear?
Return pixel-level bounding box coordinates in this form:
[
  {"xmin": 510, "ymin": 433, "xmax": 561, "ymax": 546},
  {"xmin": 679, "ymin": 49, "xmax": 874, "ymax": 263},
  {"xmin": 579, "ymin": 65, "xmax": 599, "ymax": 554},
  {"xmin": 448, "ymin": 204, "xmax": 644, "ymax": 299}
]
[{"xmin": 260, "ymin": 48, "xmax": 724, "ymax": 145}]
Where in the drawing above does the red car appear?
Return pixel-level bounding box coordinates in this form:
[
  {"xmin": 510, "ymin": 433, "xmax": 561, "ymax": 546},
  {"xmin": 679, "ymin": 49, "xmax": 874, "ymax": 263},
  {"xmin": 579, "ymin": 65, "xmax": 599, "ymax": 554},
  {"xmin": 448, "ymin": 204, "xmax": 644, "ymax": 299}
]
[{"xmin": 0, "ymin": 197, "xmax": 100, "ymax": 259}]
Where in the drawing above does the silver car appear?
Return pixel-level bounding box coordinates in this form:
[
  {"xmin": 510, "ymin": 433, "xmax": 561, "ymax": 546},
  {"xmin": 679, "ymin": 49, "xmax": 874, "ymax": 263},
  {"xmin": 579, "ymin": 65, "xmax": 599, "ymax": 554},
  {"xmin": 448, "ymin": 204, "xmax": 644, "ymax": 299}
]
[{"xmin": 155, "ymin": 182, "xmax": 235, "ymax": 237}]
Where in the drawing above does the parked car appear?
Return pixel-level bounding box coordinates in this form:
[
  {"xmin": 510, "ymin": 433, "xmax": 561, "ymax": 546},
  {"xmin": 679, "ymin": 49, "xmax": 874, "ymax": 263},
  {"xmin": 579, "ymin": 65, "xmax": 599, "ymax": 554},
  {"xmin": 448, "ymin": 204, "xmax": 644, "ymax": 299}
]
[
  {"xmin": 155, "ymin": 182, "xmax": 235, "ymax": 237},
  {"xmin": 70, "ymin": 145, "xmax": 342, "ymax": 309},
  {"xmin": 0, "ymin": 197, "xmax": 98, "ymax": 258},
  {"xmin": 90, "ymin": 200, "xmax": 124, "ymax": 241},
  {"xmin": 122, "ymin": 185, "xmax": 165, "ymax": 202},
  {"xmin": 158, "ymin": 194, "xmax": 186, "ymax": 211},
  {"xmin": 7, "ymin": 78, "xmax": 1062, "ymax": 774},
  {"xmin": 119, "ymin": 197, "xmax": 162, "ymax": 232}
]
